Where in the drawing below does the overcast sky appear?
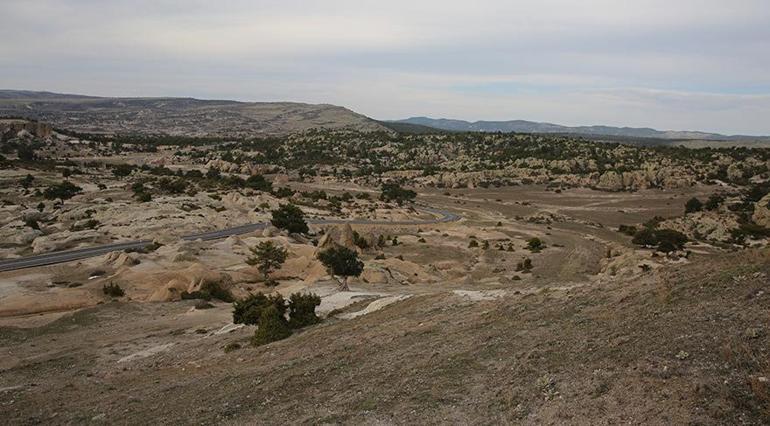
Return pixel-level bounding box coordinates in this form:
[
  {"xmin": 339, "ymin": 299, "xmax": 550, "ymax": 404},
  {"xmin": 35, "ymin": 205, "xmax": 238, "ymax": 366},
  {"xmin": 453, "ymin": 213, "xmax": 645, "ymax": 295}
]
[{"xmin": 2, "ymin": 1, "xmax": 769, "ymax": 134}]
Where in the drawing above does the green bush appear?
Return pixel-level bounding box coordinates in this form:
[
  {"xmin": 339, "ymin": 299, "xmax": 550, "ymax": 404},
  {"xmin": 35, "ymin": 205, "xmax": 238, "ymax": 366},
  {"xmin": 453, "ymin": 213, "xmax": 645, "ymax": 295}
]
[
  {"xmin": 288, "ymin": 292, "xmax": 321, "ymax": 329},
  {"xmin": 252, "ymin": 305, "xmax": 292, "ymax": 346},
  {"xmin": 271, "ymin": 204, "xmax": 308, "ymax": 234},
  {"xmin": 526, "ymin": 238, "xmax": 544, "ymax": 251},
  {"xmin": 704, "ymin": 194, "xmax": 724, "ymax": 211},
  {"xmin": 685, "ymin": 197, "xmax": 703, "ymax": 214},
  {"xmin": 317, "ymin": 246, "xmax": 364, "ymax": 280},
  {"xmin": 223, "ymin": 342, "xmax": 242, "ymax": 353},
  {"xmin": 730, "ymin": 223, "xmax": 770, "ymax": 243},
  {"xmin": 245, "ymin": 174, "xmax": 272, "ymax": 192},
  {"xmin": 43, "ymin": 181, "xmax": 82, "ymax": 200},
  {"xmin": 233, "ymin": 292, "xmax": 287, "ymax": 325},
  {"xmin": 632, "ymin": 228, "xmax": 688, "ymax": 252},
  {"xmin": 617, "ymin": 224, "xmax": 637, "ymax": 236},
  {"xmin": 516, "ymin": 258, "xmax": 533, "ymax": 272},
  {"xmin": 181, "ymin": 281, "xmax": 234, "ymax": 303},
  {"xmin": 379, "ymin": 183, "xmax": 416, "ymax": 204},
  {"xmin": 111, "ymin": 164, "xmax": 135, "ymax": 177},
  {"xmin": 103, "ymin": 282, "xmax": 125, "ymax": 297},
  {"xmin": 352, "ymin": 231, "xmax": 370, "ymax": 249},
  {"xmin": 271, "ymin": 187, "xmax": 295, "ymax": 198}
]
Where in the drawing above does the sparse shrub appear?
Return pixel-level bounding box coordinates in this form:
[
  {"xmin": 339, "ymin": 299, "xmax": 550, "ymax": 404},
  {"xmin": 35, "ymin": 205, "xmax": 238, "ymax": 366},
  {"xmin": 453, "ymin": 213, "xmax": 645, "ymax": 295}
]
[
  {"xmin": 181, "ymin": 280, "xmax": 234, "ymax": 303},
  {"xmin": 252, "ymin": 305, "xmax": 291, "ymax": 346},
  {"xmin": 245, "ymin": 174, "xmax": 272, "ymax": 192},
  {"xmin": 418, "ymin": 237, "xmax": 426, "ymax": 243},
  {"xmin": 705, "ymin": 193, "xmax": 724, "ymax": 211},
  {"xmin": 272, "ymin": 187, "xmax": 295, "ymax": 198},
  {"xmin": 131, "ymin": 182, "xmax": 145, "ymax": 194},
  {"xmin": 111, "ymin": 163, "xmax": 135, "ymax": 177},
  {"xmin": 156, "ymin": 177, "xmax": 188, "ymax": 194},
  {"xmin": 468, "ymin": 239, "xmax": 479, "ymax": 248},
  {"xmin": 17, "ymin": 145, "xmax": 35, "ymax": 162},
  {"xmin": 43, "ymin": 181, "xmax": 82, "ymax": 200},
  {"xmin": 233, "ymin": 292, "xmax": 287, "ymax": 325},
  {"xmin": 618, "ymin": 224, "xmax": 637, "ymax": 236},
  {"xmin": 70, "ymin": 218, "xmax": 99, "ymax": 231},
  {"xmin": 287, "ymin": 292, "xmax": 321, "ymax": 329},
  {"xmin": 685, "ymin": 197, "xmax": 703, "ymax": 214},
  {"xmin": 482, "ymin": 240, "xmax": 490, "ymax": 249},
  {"xmin": 632, "ymin": 228, "xmax": 688, "ymax": 252},
  {"xmin": 655, "ymin": 229, "xmax": 688, "ymax": 252},
  {"xmin": 516, "ymin": 258, "xmax": 533, "ymax": 272},
  {"xmin": 223, "ymin": 342, "xmax": 242, "ymax": 353},
  {"xmin": 379, "ymin": 183, "xmax": 416, "ymax": 204},
  {"xmin": 730, "ymin": 223, "xmax": 770, "ymax": 243},
  {"xmin": 526, "ymin": 238, "xmax": 544, "ymax": 252},
  {"xmin": 194, "ymin": 300, "xmax": 214, "ymax": 310},
  {"xmin": 632, "ymin": 228, "xmax": 657, "ymax": 246},
  {"xmin": 391, "ymin": 236, "xmax": 399, "ymax": 246},
  {"xmin": 352, "ymin": 231, "xmax": 370, "ymax": 249},
  {"xmin": 102, "ymin": 282, "xmax": 125, "ymax": 297}
]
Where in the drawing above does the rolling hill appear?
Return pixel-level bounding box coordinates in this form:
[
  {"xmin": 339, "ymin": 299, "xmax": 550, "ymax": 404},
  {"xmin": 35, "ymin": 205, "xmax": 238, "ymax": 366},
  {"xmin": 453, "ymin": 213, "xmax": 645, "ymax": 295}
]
[{"xmin": 0, "ymin": 90, "xmax": 388, "ymax": 137}]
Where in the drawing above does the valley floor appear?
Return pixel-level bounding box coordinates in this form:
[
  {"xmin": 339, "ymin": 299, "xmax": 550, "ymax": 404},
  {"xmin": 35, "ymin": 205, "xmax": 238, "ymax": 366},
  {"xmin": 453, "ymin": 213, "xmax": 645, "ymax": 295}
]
[{"xmin": 1, "ymin": 186, "xmax": 768, "ymax": 424}]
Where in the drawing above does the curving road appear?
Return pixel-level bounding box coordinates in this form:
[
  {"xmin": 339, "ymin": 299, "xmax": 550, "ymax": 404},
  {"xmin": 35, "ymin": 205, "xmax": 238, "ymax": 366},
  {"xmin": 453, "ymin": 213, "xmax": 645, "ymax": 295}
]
[{"xmin": 0, "ymin": 206, "xmax": 460, "ymax": 273}]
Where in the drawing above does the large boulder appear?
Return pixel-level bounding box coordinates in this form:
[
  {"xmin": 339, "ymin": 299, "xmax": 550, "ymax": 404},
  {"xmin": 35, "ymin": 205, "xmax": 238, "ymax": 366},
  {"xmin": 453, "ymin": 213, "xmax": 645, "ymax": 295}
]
[
  {"xmin": 596, "ymin": 171, "xmax": 624, "ymax": 191},
  {"xmin": 752, "ymin": 194, "xmax": 770, "ymax": 228}
]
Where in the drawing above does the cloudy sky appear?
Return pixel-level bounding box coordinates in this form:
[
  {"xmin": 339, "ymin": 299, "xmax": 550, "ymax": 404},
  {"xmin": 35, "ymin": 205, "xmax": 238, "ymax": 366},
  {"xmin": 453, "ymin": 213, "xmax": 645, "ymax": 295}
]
[{"xmin": 2, "ymin": 0, "xmax": 769, "ymax": 134}]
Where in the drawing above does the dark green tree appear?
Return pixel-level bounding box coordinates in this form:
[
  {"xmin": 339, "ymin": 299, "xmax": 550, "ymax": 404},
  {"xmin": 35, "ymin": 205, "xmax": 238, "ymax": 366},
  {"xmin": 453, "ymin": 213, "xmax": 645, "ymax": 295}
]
[
  {"xmin": 271, "ymin": 204, "xmax": 308, "ymax": 234},
  {"xmin": 245, "ymin": 174, "xmax": 272, "ymax": 192},
  {"xmin": 233, "ymin": 292, "xmax": 287, "ymax": 325},
  {"xmin": 317, "ymin": 246, "xmax": 364, "ymax": 291},
  {"xmin": 287, "ymin": 292, "xmax": 321, "ymax": 329},
  {"xmin": 246, "ymin": 240, "xmax": 288, "ymax": 285},
  {"xmin": 379, "ymin": 183, "xmax": 417, "ymax": 204},
  {"xmin": 43, "ymin": 181, "xmax": 82, "ymax": 200},
  {"xmin": 685, "ymin": 197, "xmax": 703, "ymax": 214},
  {"xmin": 252, "ymin": 305, "xmax": 291, "ymax": 346}
]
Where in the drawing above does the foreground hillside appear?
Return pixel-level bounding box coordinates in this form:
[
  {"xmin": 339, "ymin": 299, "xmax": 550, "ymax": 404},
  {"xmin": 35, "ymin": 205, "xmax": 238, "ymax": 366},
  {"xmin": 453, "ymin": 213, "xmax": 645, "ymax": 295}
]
[
  {"xmin": 2, "ymin": 248, "xmax": 768, "ymax": 424},
  {"xmin": 0, "ymin": 90, "xmax": 387, "ymax": 136}
]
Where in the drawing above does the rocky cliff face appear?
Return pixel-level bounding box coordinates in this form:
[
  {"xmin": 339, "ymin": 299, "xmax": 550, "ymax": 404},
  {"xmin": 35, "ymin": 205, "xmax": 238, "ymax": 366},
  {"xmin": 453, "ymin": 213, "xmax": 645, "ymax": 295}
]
[{"xmin": 0, "ymin": 119, "xmax": 52, "ymax": 140}]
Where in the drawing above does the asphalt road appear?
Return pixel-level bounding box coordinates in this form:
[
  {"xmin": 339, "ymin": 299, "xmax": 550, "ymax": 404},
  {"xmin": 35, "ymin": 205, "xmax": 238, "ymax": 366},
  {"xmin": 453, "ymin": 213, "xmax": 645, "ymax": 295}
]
[{"xmin": 0, "ymin": 207, "xmax": 460, "ymax": 273}]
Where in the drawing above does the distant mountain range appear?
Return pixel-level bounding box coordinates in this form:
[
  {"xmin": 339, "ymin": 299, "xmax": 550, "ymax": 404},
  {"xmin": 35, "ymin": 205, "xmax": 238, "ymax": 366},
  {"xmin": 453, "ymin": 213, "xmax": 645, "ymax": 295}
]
[
  {"xmin": 392, "ymin": 117, "xmax": 770, "ymax": 142},
  {"xmin": 2, "ymin": 90, "xmax": 768, "ymax": 143}
]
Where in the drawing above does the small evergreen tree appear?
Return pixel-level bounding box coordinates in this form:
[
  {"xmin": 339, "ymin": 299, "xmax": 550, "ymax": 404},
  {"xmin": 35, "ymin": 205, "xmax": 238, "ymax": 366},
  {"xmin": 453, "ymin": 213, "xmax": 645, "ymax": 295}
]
[
  {"xmin": 246, "ymin": 240, "xmax": 288, "ymax": 285},
  {"xmin": 317, "ymin": 246, "xmax": 364, "ymax": 291}
]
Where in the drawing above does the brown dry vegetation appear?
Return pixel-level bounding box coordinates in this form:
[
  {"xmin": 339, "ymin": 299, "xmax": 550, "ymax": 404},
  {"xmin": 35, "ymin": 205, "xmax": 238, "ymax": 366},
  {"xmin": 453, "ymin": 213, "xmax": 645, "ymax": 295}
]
[{"xmin": 1, "ymin": 250, "xmax": 768, "ymax": 424}]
